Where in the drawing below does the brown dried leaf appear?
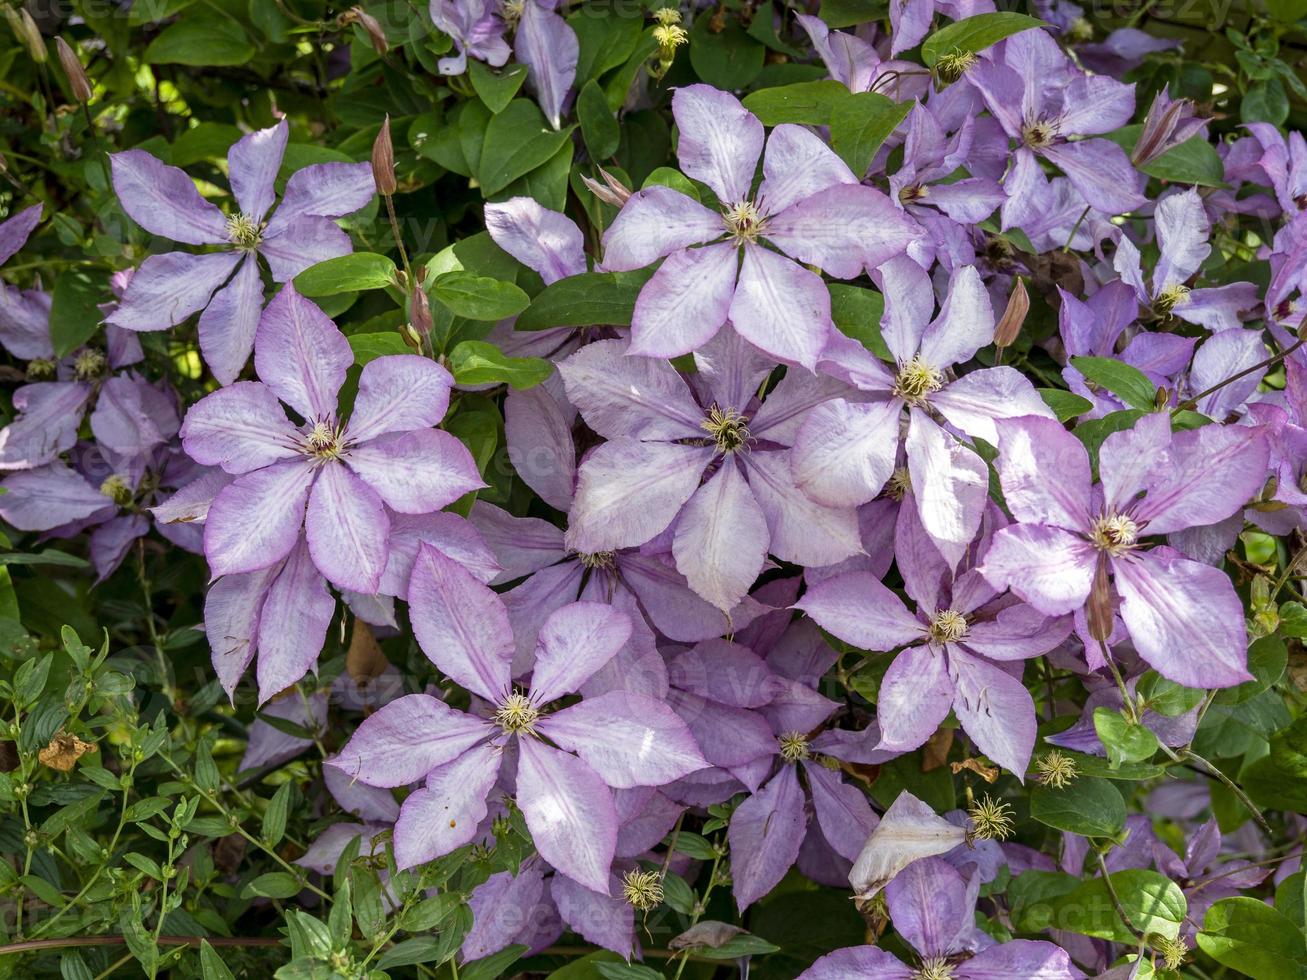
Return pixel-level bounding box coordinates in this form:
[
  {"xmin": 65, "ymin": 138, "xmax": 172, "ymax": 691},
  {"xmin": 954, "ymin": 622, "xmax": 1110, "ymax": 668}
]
[
  {"xmin": 38, "ymin": 731, "xmax": 97, "ymax": 772},
  {"xmin": 346, "ymin": 619, "xmax": 389, "ymax": 682}
]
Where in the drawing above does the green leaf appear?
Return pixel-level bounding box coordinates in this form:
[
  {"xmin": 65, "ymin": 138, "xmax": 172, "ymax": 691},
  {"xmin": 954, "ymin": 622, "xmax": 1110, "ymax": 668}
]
[
  {"xmin": 1030, "ymin": 776, "xmax": 1126, "ymax": 837},
  {"xmin": 693, "ymin": 934, "xmax": 781, "ymax": 959},
  {"xmin": 199, "ymin": 941, "xmax": 236, "ymax": 980},
  {"xmin": 1280, "ymin": 600, "xmax": 1307, "ymax": 638},
  {"xmin": 0, "ymin": 550, "xmax": 89, "ymax": 568},
  {"xmin": 515, "ymin": 268, "xmax": 652, "ymax": 331},
  {"xmin": 1052, "ymin": 870, "xmax": 1187, "ymax": 942},
  {"xmin": 1266, "ymin": 0, "xmax": 1307, "ymax": 19},
  {"xmin": 399, "ymin": 894, "xmax": 461, "ymax": 932},
  {"xmin": 815, "ymin": 0, "xmax": 879, "ymax": 28},
  {"xmin": 1106, "ymin": 125, "xmax": 1225, "ymax": 188},
  {"xmin": 828, "ymin": 92, "xmax": 912, "ymax": 177},
  {"xmin": 468, "ymin": 60, "xmax": 528, "ymax": 114},
  {"xmin": 261, "ymin": 783, "xmax": 291, "ymax": 846},
  {"xmin": 462, "ymin": 944, "xmax": 528, "ymax": 980},
  {"xmin": 348, "ymin": 331, "xmax": 411, "ymax": 365},
  {"xmin": 376, "ymin": 937, "xmax": 448, "ymax": 969},
  {"xmin": 49, "ymin": 269, "xmax": 108, "ymax": 357},
  {"xmin": 1069, "ymin": 356, "xmax": 1158, "ymax": 410},
  {"xmin": 921, "ymin": 13, "xmax": 1047, "ymax": 67},
  {"xmin": 688, "ymin": 16, "xmax": 765, "ymax": 90},
  {"xmin": 1198, "ymin": 897, "xmax": 1307, "ymax": 979},
  {"xmin": 479, "ymin": 100, "xmax": 575, "ymax": 196},
  {"xmin": 1039, "ymin": 389, "xmax": 1094, "ymax": 422},
  {"xmin": 829, "ymin": 283, "xmax": 889, "ymax": 361},
  {"xmin": 1242, "ymin": 78, "xmax": 1290, "ymax": 125},
  {"xmin": 241, "ymin": 871, "xmax": 302, "ymax": 900},
  {"xmin": 1092, "ymin": 708, "xmax": 1160, "ymax": 768},
  {"xmin": 145, "ymin": 16, "xmax": 255, "ymax": 66},
  {"xmin": 570, "ymin": 8, "xmax": 645, "ymax": 87},
  {"xmin": 578, "ymin": 79, "xmax": 621, "ymax": 160},
  {"xmin": 1215, "ymin": 634, "xmax": 1286, "ymax": 705},
  {"xmin": 595, "ymin": 963, "xmax": 665, "ymax": 980},
  {"xmin": 432, "ymin": 272, "xmax": 530, "ymax": 320},
  {"xmin": 741, "ymin": 80, "xmax": 850, "ymax": 125},
  {"xmin": 294, "ymin": 253, "xmax": 397, "ymax": 296},
  {"xmin": 448, "ymin": 341, "xmax": 552, "ymax": 389}
]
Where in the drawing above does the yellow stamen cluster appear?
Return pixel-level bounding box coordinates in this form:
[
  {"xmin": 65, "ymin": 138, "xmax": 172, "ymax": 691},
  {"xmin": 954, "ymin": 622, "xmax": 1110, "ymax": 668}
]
[
  {"xmin": 1022, "ymin": 120, "xmax": 1056, "ymax": 149},
  {"xmin": 72, "ymin": 348, "xmax": 106, "ymax": 381},
  {"xmin": 778, "ymin": 731, "xmax": 810, "ymax": 763},
  {"xmin": 934, "ymin": 49, "xmax": 977, "ymax": 84},
  {"xmin": 899, "ymin": 184, "xmax": 929, "ymax": 204},
  {"xmin": 914, "ymin": 958, "xmax": 956, "ymax": 980},
  {"xmin": 304, "ymin": 420, "xmax": 346, "ymax": 461},
  {"xmin": 26, "ymin": 358, "xmax": 56, "ymax": 380},
  {"xmin": 701, "ymin": 405, "xmax": 751, "ymax": 453},
  {"xmin": 893, "ymin": 355, "xmax": 944, "ymax": 406},
  {"xmin": 886, "ymin": 467, "xmax": 912, "ymax": 501},
  {"xmin": 578, "ymin": 551, "xmax": 616, "ymax": 570},
  {"xmin": 494, "ymin": 691, "xmax": 539, "ymax": 736},
  {"xmin": 723, "ymin": 200, "xmax": 764, "ymax": 244},
  {"xmin": 1035, "ymin": 749, "xmax": 1078, "ymax": 789},
  {"xmin": 225, "ymin": 212, "xmax": 263, "ymax": 251},
  {"xmin": 621, "ymin": 869, "xmax": 664, "ymax": 911},
  {"xmin": 1151, "ymin": 934, "xmax": 1188, "ymax": 971},
  {"xmin": 1154, "ymin": 283, "xmax": 1191, "ymax": 316},
  {"xmin": 653, "ymin": 20, "xmax": 688, "ymax": 52},
  {"xmin": 1090, "ymin": 514, "xmax": 1139, "ymax": 557},
  {"xmin": 967, "ymin": 794, "xmax": 1015, "ymax": 842},
  {"xmin": 99, "ymin": 474, "xmax": 134, "ymax": 506},
  {"xmin": 927, "ymin": 609, "xmax": 968, "ymax": 645}
]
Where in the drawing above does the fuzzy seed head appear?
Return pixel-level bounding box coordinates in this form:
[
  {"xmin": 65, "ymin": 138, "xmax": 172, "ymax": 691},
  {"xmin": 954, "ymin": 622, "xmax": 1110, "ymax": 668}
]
[
  {"xmin": 928, "ymin": 609, "xmax": 968, "ymax": 645},
  {"xmin": 653, "ymin": 7, "xmax": 683, "ymax": 24},
  {"xmin": 723, "ymin": 200, "xmax": 764, "ymax": 244},
  {"xmin": 653, "ymin": 22, "xmax": 688, "ymax": 52},
  {"xmin": 495, "ymin": 691, "xmax": 539, "ymax": 736},
  {"xmin": 934, "ymin": 49, "xmax": 976, "ymax": 84},
  {"xmin": 914, "ymin": 957, "xmax": 956, "ymax": 980},
  {"xmin": 1090, "ymin": 513, "xmax": 1139, "ymax": 556},
  {"xmin": 621, "ymin": 869, "xmax": 664, "ymax": 911},
  {"xmin": 967, "ymin": 794, "xmax": 1015, "ymax": 842},
  {"xmin": 893, "ymin": 355, "xmax": 944, "ymax": 406},
  {"xmin": 1035, "ymin": 750, "xmax": 1078, "ymax": 789},
  {"xmin": 73, "ymin": 348, "xmax": 106, "ymax": 380},
  {"xmin": 701, "ymin": 405, "xmax": 751, "ymax": 453},
  {"xmin": 99, "ymin": 474, "xmax": 133, "ymax": 506},
  {"xmin": 226, "ymin": 212, "xmax": 263, "ymax": 251},
  {"xmin": 1151, "ymin": 934, "xmax": 1188, "ymax": 971},
  {"xmin": 778, "ymin": 731, "xmax": 810, "ymax": 763}
]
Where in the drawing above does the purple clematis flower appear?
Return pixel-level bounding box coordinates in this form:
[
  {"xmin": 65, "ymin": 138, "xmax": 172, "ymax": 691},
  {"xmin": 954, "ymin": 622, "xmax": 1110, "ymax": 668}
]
[
  {"xmin": 798, "ymin": 857, "xmax": 1083, "ymax": 978},
  {"xmin": 600, "ymin": 85, "xmax": 921, "ymax": 368},
  {"xmin": 328, "ymin": 546, "xmax": 707, "ymax": 890},
  {"xmin": 1152, "ymin": 818, "xmax": 1271, "ymax": 939},
  {"xmin": 886, "ymin": 0, "xmax": 994, "ymax": 56},
  {"xmin": 179, "ymin": 284, "xmax": 484, "ymax": 597},
  {"xmin": 799, "ymin": 501, "xmax": 1071, "ymax": 775},
  {"xmin": 1114, "ymin": 189, "xmax": 1260, "ymax": 332},
  {"xmin": 795, "ymin": 15, "xmax": 930, "ymax": 101},
  {"xmin": 429, "ymin": 0, "xmax": 511, "ymax": 74},
  {"xmin": 791, "ymin": 262, "xmax": 1054, "ymax": 566},
  {"xmin": 107, "ymin": 121, "xmax": 373, "ymax": 384},
  {"xmin": 969, "ymin": 30, "xmax": 1145, "ymax": 215},
  {"xmin": 560, "ymin": 330, "xmax": 864, "ymax": 612},
  {"xmin": 978, "ymin": 412, "xmax": 1269, "ymax": 688}
]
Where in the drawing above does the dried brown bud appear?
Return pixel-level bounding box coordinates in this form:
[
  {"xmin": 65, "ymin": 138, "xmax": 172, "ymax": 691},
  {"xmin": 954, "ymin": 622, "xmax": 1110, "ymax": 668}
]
[
  {"xmin": 345, "ymin": 619, "xmax": 389, "ymax": 682},
  {"xmin": 340, "ymin": 5, "xmax": 389, "ymax": 54},
  {"xmin": 1086, "ymin": 555, "xmax": 1115, "ymax": 643},
  {"xmin": 372, "ymin": 115, "xmax": 397, "ymax": 196},
  {"xmin": 39, "ymin": 731, "xmax": 96, "ymax": 772},
  {"xmin": 994, "ymin": 276, "xmax": 1029, "ymax": 348},
  {"xmin": 56, "ymin": 37, "xmax": 92, "ymax": 103},
  {"xmin": 581, "ymin": 164, "xmax": 632, "ymax": 207},
  {"xmin": 409, "ymin": 282, "xmax": 433, "ymax": 337}
]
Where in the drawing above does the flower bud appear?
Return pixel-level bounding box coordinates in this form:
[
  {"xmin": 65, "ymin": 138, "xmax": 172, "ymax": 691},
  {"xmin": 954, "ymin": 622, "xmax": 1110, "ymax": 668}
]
[
  {"xmin": 993, "ymin": 276, "xmax": 1028, "ymax": 348},
  {"xmin": 1086, "ymin": 555, "xmax": 1114, "ymax": 643},
  {"xmin": 4, "ymin": 7, "xmax": 46, "ymax": 64},
  {"xmin": 580, "ymin": 164, "xmax": 631, "ymax": 207},
  {"xmin": 408, "ymin": 283, "xmax": 433, "ymax": 337},
  {"xmin": 372, "ymin": 115, "xmax": 397, "ymax": 196},
  {"xmin": 56, "ymin": 37, "xmax": 92, "ymax": 103},
  {"xmin": 341, "ymin": 6, "xmax": 389, "ymax": 55}
]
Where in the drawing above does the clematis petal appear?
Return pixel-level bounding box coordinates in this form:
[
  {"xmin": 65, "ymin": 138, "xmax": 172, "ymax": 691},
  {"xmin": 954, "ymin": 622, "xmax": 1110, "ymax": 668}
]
[
  {"xmin": 791, "ymin": 398, "xmax": 900, "ymax": 508},
  {"xmin": 0, "ymin": 205, "xmax": 41, "ymax": 266},
  {"xmin": 766, "ymin": 183, "xmax": 919, "ymax": 279},
  {"xmin": 757, "ymin": 123, "xmax": 857, "ymax": 216},
  {"xmin": 804, "ymin": 762, "xmax": 878, "ymax": 863},
  {"xmin": 673, "ymin": 461, "xmax": 770, "ymax": 612},
  {"xmin": 407, "ymin": 542, "xmax": 514, "ymax": 702},
  {"xmin": 885, "ymin": 856, "xmax": 977, "ymax": 960},
  {"xmin": 558, "ymin": 338, "xmax": 704, "ymax": 440},
  {"xmin": 110, "ymin": 150, "xmax": 230, "ymax": 244},
  {"xmin": 798, "ymin": 946, "xmax": 913, "ymax": 979},
  {"xmin": 516, "ymin": 738, "xmax": 619, "ymax": 894},
  {"xmin": 504, "ymin": 385, "xmax": 576, "ymax": 511},
  {"xmin": 1135, "ymin": 422, "xmax": 1269, "ymax": 535},
  {"xmin": 958, "ymin": 940, "xmax": 1085, "ymax": 979},
  {"xmin": 601, "ymin": 186, "xmax": 722, "ymax": 271},
  {"xmin": 180, "ymin": 382, "xmax": 300, "ymax": 475},
  {"xmin": 728, "ymin": 765, "xmax": 808, "ymax": 911},
  {"xmin": 203, "ymin": 459, "xmax": 316, "ymax": 578},
  {"xmin": 228, "ymin": 121, "xmax": 288, "ymax": 223},
  {"xmin": 666, "ymin": 691, "xmax": 777, "ymax": 769},
  {"xmin": 932, "ymin": 367, "xmax": 1054, "ymax": 445},
  {"xmin": 992, "ymin": 415, "xmax": 1093, "ymax": 532},
  {"xmin": 515, "ymin": 0, "xmax": 578, "ymax": 129},
  {"xmin": 265, "ymin": 162, "xmax": 374, "ymax": 235},
  {"xmin": 848, "ymin": 790, "xmax": 968, "ymax": 900},
  {"xmin": 906, "ymin": 411, "xmax": 988, "ymax": 569},
  {"xmin": 394, "ymin": 743, "xmax": 501, "ymax": 869},
  {"xmin": 328, "ymin": 693, "xmax": 490, "ymax": 787},
  {"xmin": 565, "ymin": 440, "xmax": 713, "ymax": 553},
  {"xmin": 729, "ymin": 244, "xmax": 832, "ymax": 370},
  {"xmin": 963, "ymin": 604, "xmax": 1072, "ymax": 662},
  {"xmin": 197, "ymin": 255, "xmax": 265, "ymax": 386},
  {"xmin": 348, "ymin": 355, "xmax": 455, "ymax": 442},
  {"xmin": 551, "ymin": 871, "xmax": 634, "ymax": 957},
  {"xmin": 1114, "ymin": 552, "xmax": 1253, "ymax": 688},
  {"xmin": 628, "ymin": 243, "xmax": 737, "ymax": 359},
  {"xmin": 529, "ymin": 601, "xmax": 633, "ymax": 702},
  {"xmin": 0, "ymin": 382, "xmax": 91, "ymax": 470},
  {"xmin": 0, "ymin": 461, "xmax": 111, "ymax": 531},
  {"xmin": 978, "ymin": 524, "xmax": 1096, "ymax": 617},
  {"xmin": 1040, "ymin": 139, "xmax": 1145, "ymax": 215},
  {"xmin": 916, "ymin": 265, "xmax": 994, "ymax": 369},
  {"xmin": 672, "ymin": 85, "xmax": 764, "ymax": 206},
  {"xmin": 258, "ymin": 215, "xmax": 355, "ymax": 281},
  {"xmin": 306, "ymin": 462, "xmax": 390, "ymax": 594},
  {"xmin": 742, "ymin": 449, "xmax": 863, "ymax": 567},
  {"xmin": 205, "ymin": 566, "xmax": 275, "ymax": 698},
  {"xmin": 796, "ymin": 571, "xmax": 922, "ymax": 651},
  {"xmin": 346, "ymin": 429, "xmax": 485, "ymax": 514},
  {"xmin": 876, "ymin": 646, "xmax": 954, "ymax": 754},
  {"xmin": 949, "ymin": 648, "xmax": 1037, "ymax": 778},
  {"xmin": 254, "ymin": 540, "xmax": 335, "ymax": 704},
  {"xmin": 255, "ymin": 285, "xmax": 352, "ymax": 422},
  {"xmin": 485, "ymin": 197, "xmax": 586, "ymax": 284},
  {"xmin": 538, "ymin": 691, "xmax": 707, "ymax": 788},
  {"xmin": 1153, "ymin": 188, "xmax": 1211, "ymax": 290},
  {"xmin": 107, "ymin": 251, "xmax": 241, "ymax": 332}
]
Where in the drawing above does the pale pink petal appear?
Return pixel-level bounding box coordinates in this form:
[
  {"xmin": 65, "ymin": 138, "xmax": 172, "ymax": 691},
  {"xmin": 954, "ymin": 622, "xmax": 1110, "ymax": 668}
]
[
  {"xmin": 672, "ymin": 461, "xmax": 770, "ymax": 612},
  {"xmin": 529, "ymin": 601, "xmax": 632, "ymax": 702},
  {"xmin": 395, "ymin": 742, "xmax": 501, "ymax": 869},
  {"xmin": 306, "ymin": 462, "xmax": 390, "ymax": 593},
  {"xmin": 949, "ymin": 648, "xmax": 1037, "ymax": 777},
  {"xmin": 729, "ymin": 765, "xmax": 808, "ymax": 911},
  {"xmin": 204, "ymin": 459, "xmax": 316, "ymax": 578},
  {"xmin": 347, "ymin": 355, "xmax": 454, "ymax": 442},
  {"xmin": 255, "ymin": 284, "xmax": 352, "ymax": 421},
  {"xmin": 729, "ymin": 245, "xmax": 832, "ymax": 370},
  {"xmin": 346, "ymin": 429, "xmax": 485, "ymax": 514},
  {"xmin": 790, "ymin": 398, "xmax": 900, "ymax": 508},
  {"xmin": 327, "ymin": 693, "xmax": 491, "ymax": 787},
  {"xmin": 672, "ymin": 84, "xmax": 764, "ymax": 205},
  {"xmin": 628, "ymin": 243, "xmax": 737, "ymax": 359}
]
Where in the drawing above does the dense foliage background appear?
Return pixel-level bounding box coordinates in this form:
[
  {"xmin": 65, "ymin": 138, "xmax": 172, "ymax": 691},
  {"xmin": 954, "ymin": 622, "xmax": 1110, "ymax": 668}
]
[{"xmin": 2, "ymin": 0, "xmax": 1307, "ymax": 976}]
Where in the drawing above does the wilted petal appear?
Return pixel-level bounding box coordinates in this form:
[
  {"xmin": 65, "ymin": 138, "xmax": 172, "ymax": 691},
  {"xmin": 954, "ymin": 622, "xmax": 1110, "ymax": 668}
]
[
  {"xmin": 601, "ymin": 187, "xmax": 722, "ymax": 271},
  {"xmin": 728, "ymin": 765, "xmax": 808, "ymax": 911},
  {"xmin": 485, "ymin": 197, "xmax": 585, "ymax": 284},
  {"xmin": 255, "ymin": 285, "xmax": 351, "ymax": 421},
  {"xmin": 949, "ymin": 648, "xmax": 1037, "ymax": 777},
  {"xmin": 558, "ymin": 338, "xmax": 704, "ymax": 440},
  {"xmin": 730, "ymin": 244, "xmax": 832, "ymax": 370},
  {"xmin": 848, "ymin": 790, "xmax": 968, "ymax": 900},
  {"xmin": 305, "ymin": 462, "xmax": 390, "ymax": 593},
  {"xmin": 198, "ymin": 255, "xmax": 265, "ymax": 385},
  {"xmin": 516, "ymin": 738, "xmax": 618, "ymax": 894},
  {"xmin": 349, "ymin": 355, "xmax": 455, "ymax": 442},
  {"xmin": 540, "ymin": 691, "xmax": 707, "ymax": 788},
  {"xmin": 328, "ymin": 693, "xmax": 491, "ymax": 787},
  {"xmin": 394, "ymin": 743, "xmax": 501, "ymax": 869},
  {"xmin": 530, "ymin": 601, "xmax": 632, "ymax": 702},
  {"xmin": 797, "ymin": 571, "xmax": 922, "ymax": 651},
  {"xmin": 673, "ymin": 85, "xmax": 764, "ymax": 205},
  {"xmin": 1115, "ymin": 552, "xmax": 1252, "ymax": 688},
  {"xmin": 791, "ymin": 398, "xmax": 900, "ymax": 507},
  {"xmin": 180, "ymin": 382, "xmax": 300, "ymax": 475},
  {"xmin": 673, "ymin": 461, "xmax": 770, "ymax": 612},
  {"xmin": 347, "ymin": 429, "xmax": 485, "ymax": 514},
  {"xmin": 254, "ymin": 540, "xmax": 335, "ymax": 703},
  {"xmin": 110, "ymin": 150, "xmax": 229, "ymax": 244},
  {"xmin": 408, "ymin": 542, "xmax": 514, "ymax": 702},
  {"xmin": 565, "ymin": 440, "xmax": 712, "ymax": 553},
  {"xmin": 628, "ymin": 243, "xmax": 737, "ymax": 359},
  {"xmin": 203, "ymin": 459, "xmax": 315, "ymax": 578},
  {"xmin": 107, "ymin": 251, "xmax": 240, "ymax": 331}
]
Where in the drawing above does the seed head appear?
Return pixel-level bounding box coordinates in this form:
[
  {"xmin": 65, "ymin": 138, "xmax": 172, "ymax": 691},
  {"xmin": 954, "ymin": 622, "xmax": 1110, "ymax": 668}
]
[
  {"xmin": 495, "ymin": 691, "xmax": 539, "ymax": 736},
  {"xmin": 1150, "ymin": 934, "xmax": 1188, "ymax": 971},
  {"xmin": 966, "ymin": 794, "xmax": 1014, "ymax": 842},
  {"xmin": 701, "ymin": 405, "xmax": 751, "ymax": 453},
  {"xmin": 621, "ymin": 869, "xmax": 664, "ymax": 911},
  {"xmin": 73, "ymin": 348, "xmax": 106, "ymax": 380},
  {"xmin": 893, "ymin": 355, "xmax": 944, "ymax": 407},
  {"xmin": 927, "ymin": 609, "xmax": 968, "ymax": 645},
  {"xmin": 26, "ymin": 358, "xmax": 56, "ymax": 381},
  {"xmin": 778, "ymin": 731, "xmax": 810, "ymax": 763},
  {"xmin": 934, "ymin": 49, "xmax": 976, "ymax": 84},
  {"xmin": 1035, "ymin": 750, "xmax": 1077, "ymax": 789}
]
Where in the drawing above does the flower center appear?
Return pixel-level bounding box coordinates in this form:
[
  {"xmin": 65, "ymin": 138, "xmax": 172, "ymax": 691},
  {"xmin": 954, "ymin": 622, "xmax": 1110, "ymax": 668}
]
[
  {"xmin": 933, "ymin": 49, "xmax": 976, "ymax": 84},
  {"xmin": 723, "ymin": 200, "xmax": 765, "ymax": 244},
  {"xmin": 1090, "ymin": 513, "xmax": 1138, "ymax": 556},
  {"xmin": 701, "ymin": 405, "xmax": 751, "ymax": 453},
  {"xmin": 499, "ymin": 0, "xmax": 525, "ymax": 23},
  {"xmin": 26, "ymin": 358, "xmax": 56, "ymax": 381},
  {"xmin": 899, "ymin": 184, "xmax": 929, "ymax": 204},
  {"xmin": 1068, "ymin": 16, "xmax": 1094, "ymax": 40},
  {"xmin": 1022, "ymin": 120, "xmax": 1056, "ymax": 149},
  {"xmin": 99, "ymin": 474, "xmax": 133, "ymax": 506},
  {"xmin": 621, "ymin": 869, "xmax": 664, "ymax": 911},
  {"xmin": 1154, "ymin": 283, "xmax": 1190, "ymax": 316},
  {"xmin": 778, "ymin": 731, "xmax": 810, "ymax": 763},
  {"xmin": 73, "ymin": 348, "xmax": 106, "ymax": 381},
  {"xmin": 893, "ymin": 355, "xmax": 943, "ymax": 407},
  {"xmin": 226, "ymin": 212, "xmax": 263, "ymax": 251},
  {"xmin": 927, "ymin": 609, "xmax": 968, "ymax": 645},
  {"xmin": 914, "ymin": 959, "xmax": 956, "ymax": 980},
  {"xmin": 494, "ymin": 691, "xmax": 539, "ymax": 736},
  {"xmin": 578, "ymin": 551, "xmax": 616, "ymax": 570},
  {"xmin": 303, "ymin": 419, "xmax": 346, "ymax": 460},
  {"xmin": 886, "ymin": 467, "xmax": 912, "ymax": 501}
]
